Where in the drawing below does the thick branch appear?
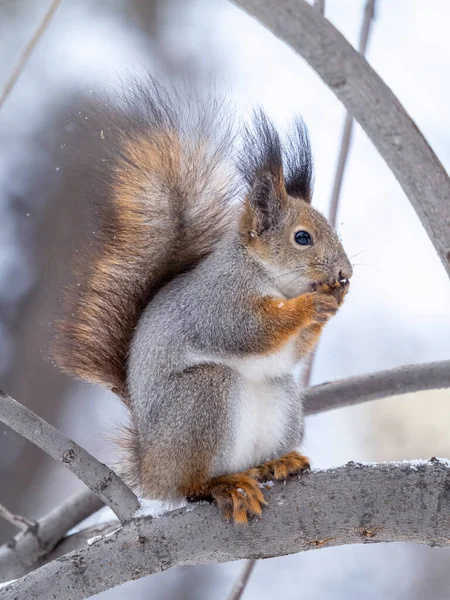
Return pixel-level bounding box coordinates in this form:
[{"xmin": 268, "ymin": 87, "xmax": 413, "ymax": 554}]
[
  {"xmin": 233, "ymin": 0, "xmax": 450, "ymax": 276},
  {"xmin": 0, "ymin": 490, "xmax": 103, "ymax": 582},
  {"xmin": 2, "ymin": 461, "xmax": 450, "ymax": 599},
  {"xmin": 305, "ymin": 360, "xmax": 450, "ymax": 415},
  {"xmin": 0, "ymin": 389, "xmax": 139, "ymax": 523}
]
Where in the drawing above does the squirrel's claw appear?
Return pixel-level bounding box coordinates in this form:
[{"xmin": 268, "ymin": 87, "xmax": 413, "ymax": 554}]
[
  {"xmin": 249, "ymin": 451, "xmax": 310, "ymax": 481},
  {"xmin": 207, "ymin": 473, "xmax": 267, "ymax": 524}
]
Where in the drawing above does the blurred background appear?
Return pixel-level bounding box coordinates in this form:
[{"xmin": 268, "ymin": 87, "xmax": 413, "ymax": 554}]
[{"xmin": 1, "ymin": 0, "xmax": 450, "ymax": 598}]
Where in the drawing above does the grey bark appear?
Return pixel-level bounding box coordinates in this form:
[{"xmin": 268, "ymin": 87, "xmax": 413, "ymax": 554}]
[
  {"xmin": 233, "ymin": 0, "xmax": 450, "ymax": 277},
  {"xmin": 304, "ymin": 360, "xmax": 450, "ymax": 415},
  {"xmin": 313, "ymin": 0, "xmax": 324, "ymax": 15},
  {"xmin": 2, "ymin": 460, "xmax": 450, "ymax": 600},
  {"xmin": 0, "ymin": 390, "xmax": 139, "ymax": 523}
]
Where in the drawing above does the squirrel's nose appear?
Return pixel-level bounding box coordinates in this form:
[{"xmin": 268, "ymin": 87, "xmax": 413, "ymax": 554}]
[{"xmin": 337, "ymin": 262, "xmax": 353, "ymax": 281}]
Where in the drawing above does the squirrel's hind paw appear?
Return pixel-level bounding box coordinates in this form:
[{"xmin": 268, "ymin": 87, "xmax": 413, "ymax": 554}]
[
  {"xmin": 208, "ymin": 473, "xmax": 267, "ymax": 524},
  {"xmin": 249, "ymin": 451, "xmax": 310, "ymax": 481}
]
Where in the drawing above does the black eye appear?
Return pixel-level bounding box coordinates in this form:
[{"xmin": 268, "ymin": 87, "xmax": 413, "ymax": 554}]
[{"xmin": 294, "ymin": 230, "xmax": 312, "ymax": 246}]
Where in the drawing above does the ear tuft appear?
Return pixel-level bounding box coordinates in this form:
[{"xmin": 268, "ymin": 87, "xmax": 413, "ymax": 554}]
[
  {"xmin": 283, "ymin": 117, "xmax": 314, "ymax": 203},
  {"xmin": 237, "ymin": 110, "xmax": 314, "ymax": 205},
  {"xmin": 238, "ymin": 110, "xmax": 288, "ymax": 232},
  {"xmin": 248, "ymin": 172, "xmax": 283, "ymax": 232}
]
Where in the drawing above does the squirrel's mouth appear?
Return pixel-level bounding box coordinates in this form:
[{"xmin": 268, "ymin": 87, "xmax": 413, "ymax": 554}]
[{"xmin": 309, "ymin": 276, "xmax": 350, "ymax": 292}]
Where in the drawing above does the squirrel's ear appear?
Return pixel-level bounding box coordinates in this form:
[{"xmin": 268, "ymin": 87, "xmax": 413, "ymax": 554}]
[{"xmin": 247, "ymin": 169, "xmax": 287, "ymax": 233}]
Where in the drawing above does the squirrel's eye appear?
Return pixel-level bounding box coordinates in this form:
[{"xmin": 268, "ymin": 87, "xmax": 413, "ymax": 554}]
[{"xmin": 294, "ymin": 230, "xmax": 312, "ymax": 246}]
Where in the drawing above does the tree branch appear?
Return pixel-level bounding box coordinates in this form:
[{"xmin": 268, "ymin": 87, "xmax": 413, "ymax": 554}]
[
  {"xmin": 0, "ymin": 490, "xmax": 103, "ymax": 582},
  {"xmin": 304, "ymin": 360, "xmax": 450, "ymax": 416},
  {"xmin": 0, "ymin": 0, "xmax": 62, "ymax": 110},
  {"xmin": 227, "ymin": 558, "xmax": 258, "ymax": 600},
  {"xmin": 233, "ymin": 0, "xmax": 450, "ymax": 277},
  {"xmin": 328, "ymin": 0, "xmax": 375, "ymax": 228},
  {"xmin": 0, "ymin": 504, "xmax": 36, "ymax": 533},
  {"xmin": 0, "ymin": 359, "xmax": 447, "ymax": 582},
  {"xmin": 2, "ymin": 460, "xmax": 450, "ymax": 599},
  {"xmin": 0, "ymin": 389, "xmax": 140, "ymax": 524}
]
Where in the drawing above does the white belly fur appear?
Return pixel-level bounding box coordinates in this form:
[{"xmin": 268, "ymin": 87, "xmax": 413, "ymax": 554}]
[{"xmin": 223, "ymin": 338, "xmax": 302, "ymax": 473}]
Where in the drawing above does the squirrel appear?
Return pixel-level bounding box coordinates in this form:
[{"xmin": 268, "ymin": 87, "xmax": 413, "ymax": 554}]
[{"xmin": 55, "ymin": 78, "xmax": 352, "ymax": 524}]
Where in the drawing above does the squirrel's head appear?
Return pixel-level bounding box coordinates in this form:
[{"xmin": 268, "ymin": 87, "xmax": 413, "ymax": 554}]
[{"xmin": 238, "ymin": 111, "xmax": 352, "ymax": 299}]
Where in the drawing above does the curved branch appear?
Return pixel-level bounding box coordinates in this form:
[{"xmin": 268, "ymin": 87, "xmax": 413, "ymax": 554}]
[
  {"xmin": 233, "ymin": 0, "xmax": 450, "ymax": 277},
  {"xmin": 305, "ymin": 360, "xmax": 450, "ymax": 415},
  {"xmin": 2, "ymin": 460, "xmax": 450, "ymax": 599},
  {"xmin": 0, "ymin": 389, "xmax": 139, "ymax": 523}
]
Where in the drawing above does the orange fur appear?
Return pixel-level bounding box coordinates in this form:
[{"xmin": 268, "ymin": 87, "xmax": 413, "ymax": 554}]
[
  {"xmin": 186, "ymin": 472, "xmax": 267, "ymax": 524},
  {"xmin": 256, "ymin": 291, "xmax": 339, "ymax": 353},
  {"xmin": 248, "ymin": 451, "xmax": 310, "ymax": 481}
]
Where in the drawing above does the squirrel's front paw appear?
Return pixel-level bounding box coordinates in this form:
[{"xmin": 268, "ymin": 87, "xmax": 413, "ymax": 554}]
[
  {"xmin": 305, "ymin": 290, "xmax": 339, "ymax": 324},
  {"xmin": 314, "ymin": 278, "xmax": 349, "ymax": 306}
]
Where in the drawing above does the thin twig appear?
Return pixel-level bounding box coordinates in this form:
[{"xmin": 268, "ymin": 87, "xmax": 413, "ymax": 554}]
[
  {"xmin": 0, "ymin": 0, "xmax": 62, "ymax": 110},
  {"xmin": 302, "ymin": 0, "xmax": 377, "ymax": 388},
  {"xmin": 0, "ymin": 504, "xmax": 36, "ymax": 533},
  {"xmin": 0, "ymin": 388, "xmax": 140, "ymax": 524},
  {"xmin": 227, "ymin": 559, "xmax": 257, "ymax": 600},
  {"xmin": 328, "ymin": 0, "xmax": 376, "ymax": 227}
]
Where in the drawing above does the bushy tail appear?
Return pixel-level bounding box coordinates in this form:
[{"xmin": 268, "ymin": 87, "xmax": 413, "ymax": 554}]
[{"xmin": 55, "ymin": 78, "xmax": 239, "ymax": 401}]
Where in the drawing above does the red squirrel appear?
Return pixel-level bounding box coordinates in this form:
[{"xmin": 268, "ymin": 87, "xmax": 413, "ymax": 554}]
[{"xmin": 55, "ymin": 78, "xmax": 352, "ymax": 523}]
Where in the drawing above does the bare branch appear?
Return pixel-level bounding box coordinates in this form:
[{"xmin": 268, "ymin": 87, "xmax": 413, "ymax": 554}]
[
  {"xmin": 0, "ymin": 389, "xmax": 140, "ymax": 524},
  {"xmin": 328, "ymin": 0, "xmax": 376, "ymax": 227},
  {"xmin": 0, "ymin": 504, "xmax": 36, "ymax": 533},
  {"xmin": 305, "ymin": 360, "xmax": 450, "ymax": 416},
  {"xmin": 0, "ymin": 490, "xmax": 103, "ymax": 582},
  {"xmin": 0, "ymin": 0, "xmax": 62, "ymax": 110},
  {"xmin": 233, "ymin": 0, "xmax": 450, "ymax": 277},
  {"xmin": 227, "ymin": 559, "xmax": 257, "ymax": 600},
  {"xmin": 2, "ymin": 460, "xmax": 450, "ymax": 600}
]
